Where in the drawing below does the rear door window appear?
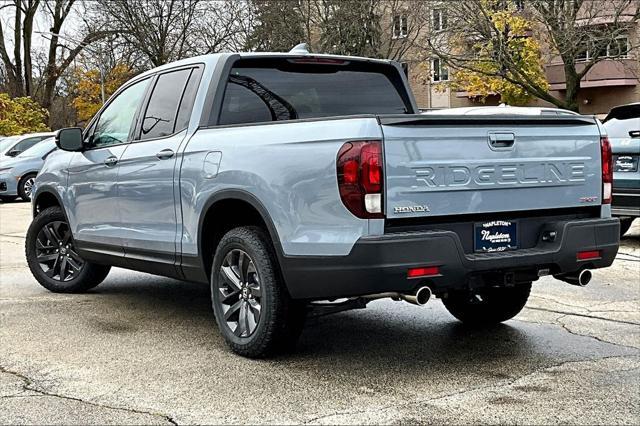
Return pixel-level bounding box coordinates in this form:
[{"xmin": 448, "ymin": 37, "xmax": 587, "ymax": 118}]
[
  {"xmin": 218, "ymin": 58, "xmax": 411, "ymax": 126},
  {"xmin": 140, "ymin": 68, "xmax": 192, "ymax": 140}
]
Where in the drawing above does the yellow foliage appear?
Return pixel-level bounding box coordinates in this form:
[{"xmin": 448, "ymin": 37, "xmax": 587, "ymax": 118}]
[
  {"xmin": 450, "ymin": 3, "xmax": 548, "ymax": 105},
  {"xmin": 72, "ymin": 64, "xmax": 133, "ymax": 122},
  {"xmin": 0, "ymin": 93, "xmax": 50, "ymax": 136}
]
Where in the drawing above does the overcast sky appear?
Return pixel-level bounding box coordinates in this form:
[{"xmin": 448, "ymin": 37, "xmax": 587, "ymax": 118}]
[{"xmin": 1, "ymin": 2, "xmax": 85, "ymax": 57}]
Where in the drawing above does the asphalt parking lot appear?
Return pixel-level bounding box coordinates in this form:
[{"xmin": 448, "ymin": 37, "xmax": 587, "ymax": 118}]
[{"xmin": 1, "ymin": 200, "xmax": 639, "ymax": 425}]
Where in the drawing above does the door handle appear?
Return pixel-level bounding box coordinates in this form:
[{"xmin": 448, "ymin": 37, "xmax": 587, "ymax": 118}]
[
  {"xmin": 156, "ymin": 149, "xmax": 175, "ymax": 160},
  {"xmin": 104, "ymin": 156, "xmax": 118, "ymax": 166}
]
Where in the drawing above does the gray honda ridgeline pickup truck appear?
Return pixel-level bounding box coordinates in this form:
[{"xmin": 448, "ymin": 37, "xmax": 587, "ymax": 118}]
[{"xmin": 26, "ymin": 48, "xmax": 620, "ymax": 357}]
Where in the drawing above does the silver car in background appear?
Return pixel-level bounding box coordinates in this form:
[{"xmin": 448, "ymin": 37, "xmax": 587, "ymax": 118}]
[
  {"xmin": 0, "ymin": 132, "xmax": 54, "ymax": 160},
  {"xmin": 0, "ymin": 137, "xmax": 56, "ymax": 202}
]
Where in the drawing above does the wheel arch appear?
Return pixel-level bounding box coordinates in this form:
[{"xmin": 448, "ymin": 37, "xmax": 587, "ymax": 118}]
[
  {"xmin": 32, "ymin": 188, "xmax": 65, "ymax": 218},
  {"xmin": 194, "ymin": 189, "xmax": 285, "ymax": 283}
]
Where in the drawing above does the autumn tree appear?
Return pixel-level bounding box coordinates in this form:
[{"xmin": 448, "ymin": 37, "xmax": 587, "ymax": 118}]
[
  {"xmin": 430, "ymin": 0, "xmax": 639, "ymax": 111},
  {"xmin": 450, "ymin": 6, "xmax": 548, "ymax": 105},
  {"xmin": 71, "ymin": 63, "xmax": 133, "ymax": 122},
  {"xmin": 0, "ymin": 93, "xmax": 49, "ymax": 136}
]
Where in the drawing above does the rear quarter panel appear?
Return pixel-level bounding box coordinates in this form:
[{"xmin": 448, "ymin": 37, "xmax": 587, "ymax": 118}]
[{"xmin": 179, "ymin": 117, "xmax": 382, "ymax": 257}]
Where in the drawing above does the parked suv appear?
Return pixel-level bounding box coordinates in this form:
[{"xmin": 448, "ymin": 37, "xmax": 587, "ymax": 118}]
[
  {"xmin": 26, "ymin": 50, "xmax": 619, "ymax": 357},
  {"xmin": 603, "ymin": 103, "xmax": 639, "ymax": 236}
]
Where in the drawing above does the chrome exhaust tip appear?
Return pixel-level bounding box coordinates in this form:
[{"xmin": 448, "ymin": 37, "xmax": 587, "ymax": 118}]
[
  {"xmin": 554, "ymin": 269, "xmax": 592, "ymax": 287},
  {"xmin": 577, "ymin": 269, "xmax": 592, "ymax": 286},
  {"xmin": 401, "ymin": 286, "xmax": 432, "ymax": 306}
]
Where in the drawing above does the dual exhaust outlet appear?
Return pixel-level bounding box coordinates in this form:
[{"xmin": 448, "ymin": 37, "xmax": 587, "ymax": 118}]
[{"xmin": 361, "ymin": 269, "xmax": 591, "ymax": 308}]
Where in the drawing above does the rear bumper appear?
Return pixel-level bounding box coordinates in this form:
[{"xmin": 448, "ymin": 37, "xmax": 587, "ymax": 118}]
[{"xmin": 281, "ymin": 218, "xmax": 619, "ymax": 300}]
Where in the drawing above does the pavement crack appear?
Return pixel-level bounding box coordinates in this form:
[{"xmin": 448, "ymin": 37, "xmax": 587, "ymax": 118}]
[
  {"xmin": 554, "ymin": 314, "xmax": 640, "ymax": 351},
  {"xmin": 0, "ymin": 366, "xmax": 178, "ymax": 425},
  {"xmin": 525, "ymin": 306, "xmax": 640, "ymax": 326}
]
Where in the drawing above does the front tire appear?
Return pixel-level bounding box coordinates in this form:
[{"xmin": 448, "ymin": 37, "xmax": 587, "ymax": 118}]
[
  {"xmin": 442, "ymin": 283, "xmax": 531, "ymax": 325},
  {"xmin": 25, "ymin": 206, "xmax": 111, "ymax": 293},
  {"xmin": 18, "ymin": 173, "xmax": 36, "ymax": 201},
  {"xmin": 211, "ymin": 226, "xmax": 305, "ymax": 358}
]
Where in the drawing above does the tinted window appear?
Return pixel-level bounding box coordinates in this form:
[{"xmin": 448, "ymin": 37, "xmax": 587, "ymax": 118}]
[
  {"xmin": 140, "ymin": 68, "xmax": 192, "ymax": 140},
  {"xmin": 12, "ymin": 137, "xmax": 44, "ymax": 154},
  {"xmin": 218, "ymin": 59, "xmax": 410, "ymax": 126},
  {"xmin": 18, "ymin": 138, "xmax": 56, "ymax": 158},
  {"xmin": 92, "ymin": 78, "xmax": 150, "ymax": 148},
  {"xmin": 175, "ymin": 67, "xmax": 203, "ymax": 132}
]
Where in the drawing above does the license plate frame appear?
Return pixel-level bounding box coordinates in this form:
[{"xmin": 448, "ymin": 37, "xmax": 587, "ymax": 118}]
[
  {"xmin": 474, "ymin": 220, "xmax": 518, "ymax": 253},
  {"xmin": 614, "ymin": 155, "xmax": 639, "ymax": 173}
]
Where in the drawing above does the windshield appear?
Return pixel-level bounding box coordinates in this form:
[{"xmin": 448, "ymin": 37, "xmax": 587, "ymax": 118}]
[
  {"xmin": 0, "ymin": 136, "xmax": 20, "ymax": 152},
  {"xmin": 604, "ymin": 117, "xmax": 640, "ymax": 139},
  {"xmin": 18, "ymin": 138, "xmax": 56, "ymax": 158}
]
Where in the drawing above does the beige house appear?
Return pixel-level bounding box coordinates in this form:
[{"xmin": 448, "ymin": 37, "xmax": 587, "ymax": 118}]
[{"xmin": 386, "ymin": 2, "xmax": 639, "ymax": 116}]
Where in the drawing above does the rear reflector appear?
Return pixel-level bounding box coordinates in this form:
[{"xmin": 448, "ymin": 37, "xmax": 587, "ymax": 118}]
[
  {"xmin": 577, "ymin": 250, "xmax": 601, "ymax": 261},
  {"xmin": 408, "ymin": 266, "xmax": 440, "ymax": 278}
]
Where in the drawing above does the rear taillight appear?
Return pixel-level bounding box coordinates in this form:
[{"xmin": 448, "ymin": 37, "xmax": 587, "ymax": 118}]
[
  {"xmin": 337, "ymin": 140, "xmax": 384, "ymax": 218},
  {"xmin": 601, "ymin": 136, "xmax": 612, "ymax": 204}
]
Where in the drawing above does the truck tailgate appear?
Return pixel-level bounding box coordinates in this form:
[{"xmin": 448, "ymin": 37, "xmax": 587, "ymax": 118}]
[{"xmin": 381, "ymin": 115, "xmax": 602, "ymax": 219}]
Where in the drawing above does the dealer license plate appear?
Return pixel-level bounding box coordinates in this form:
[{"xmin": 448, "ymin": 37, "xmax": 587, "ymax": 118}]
[{"xmin": 474, "ymin": 220, "xmax": 518, "ymax": 252}]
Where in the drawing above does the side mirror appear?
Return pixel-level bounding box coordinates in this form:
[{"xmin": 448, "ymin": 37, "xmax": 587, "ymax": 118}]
[
  {"xmin": 56, "ymin": 128, "xmax": 84, "ymax": 152},
  {"xmin": 6, "ymin": 149, "xmax": 20, "ymax": 157}
]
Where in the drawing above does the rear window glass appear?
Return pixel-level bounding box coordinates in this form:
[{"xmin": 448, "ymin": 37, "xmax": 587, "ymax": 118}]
[{"xmin": 218, "ymin": 58, "xmax": 411, "ymax": 126}]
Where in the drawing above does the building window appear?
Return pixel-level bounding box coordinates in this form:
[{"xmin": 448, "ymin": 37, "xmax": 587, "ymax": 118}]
[
  {"xmin": 432, "ymin": 9, "xmax": 446, "ymax": 31},
  {"xmin": 393, "ymin": 15, "xmax": 408, "ymax": 39},
  {"xmin": 431, "ymin": 58, "xmax": 449, "ymax": 82},
  {"xmin": 576, "ymin": 34, "xmax": 629, "ymax": 62},
  {"xmin": 607, "ymin": 36, "xmax": 629, "ymax": 58}
]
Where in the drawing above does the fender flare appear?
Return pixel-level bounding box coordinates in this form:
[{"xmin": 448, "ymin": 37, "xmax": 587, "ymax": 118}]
[{"xmin": 197, "ymin": 188, "xmax": 286, "ymax": 266}]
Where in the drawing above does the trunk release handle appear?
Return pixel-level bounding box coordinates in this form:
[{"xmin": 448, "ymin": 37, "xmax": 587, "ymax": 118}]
[{"xmin": 488, "ymin": 132, "xmax": 516, "ymax": 150}]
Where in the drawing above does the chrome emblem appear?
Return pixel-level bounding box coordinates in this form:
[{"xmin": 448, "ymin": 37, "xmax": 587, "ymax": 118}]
[{"xmin": 394, "ymin": 205, "xmax": 430, "ymax": 213}]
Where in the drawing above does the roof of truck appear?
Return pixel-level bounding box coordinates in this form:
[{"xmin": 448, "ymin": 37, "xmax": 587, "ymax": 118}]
[{"xmin": 134, "ymin": 50, "xmax": 395, "ymax": 81}]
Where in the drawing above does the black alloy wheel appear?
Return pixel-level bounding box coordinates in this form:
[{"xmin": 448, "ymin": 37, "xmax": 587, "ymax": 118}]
[{"xmin": 217, "ymin": 248, "xmax": 263, "ymax": 338}]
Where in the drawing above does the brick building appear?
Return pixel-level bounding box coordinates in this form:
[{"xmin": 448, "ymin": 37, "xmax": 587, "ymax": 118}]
[{"xmin": 387, "ymin": 2, "xmax": 639, "ymax": 116}]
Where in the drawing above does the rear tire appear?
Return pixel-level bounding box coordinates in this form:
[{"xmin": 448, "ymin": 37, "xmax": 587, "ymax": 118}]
[
  {"xmin": 211, "ymin": 226, "xmax": 306, "ymax": 358},
  {"xmin": 18, "ymin": 173, "xmax": 36, "ymax": 201},
  {"xmin": 442, "ymin": 283, "xmax": 531, "ymax": 325},
  {"xmin": 620, "ymin": 217, "xmax": 634, "ymax": 237},
  {"xmin": 25, "ymin": 206, "xmax": 111, "ymax": 293}
]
